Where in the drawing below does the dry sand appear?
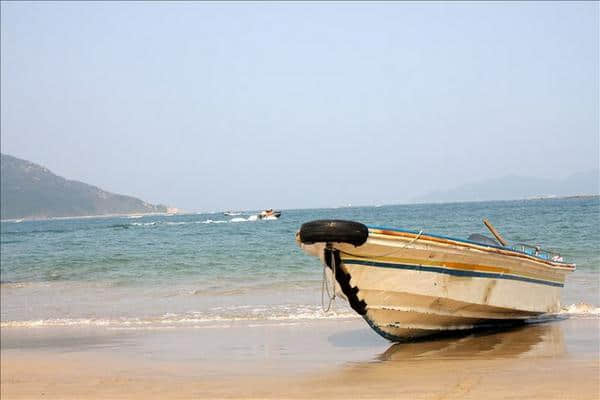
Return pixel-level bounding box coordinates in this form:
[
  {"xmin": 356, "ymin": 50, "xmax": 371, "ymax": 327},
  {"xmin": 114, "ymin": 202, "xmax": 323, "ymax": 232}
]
[{"xmin": 2, "ymin": 318, "xmax": 598, "ymax": 399}]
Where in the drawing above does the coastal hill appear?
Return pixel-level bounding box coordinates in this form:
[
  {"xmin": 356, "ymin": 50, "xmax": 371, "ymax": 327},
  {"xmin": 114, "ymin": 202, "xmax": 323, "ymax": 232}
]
[
  {"xmin": 1, "ymin": 153, "xmax": 168, "ymax": 220},
  {"xmin": 413, "ymin": 170, "xmax": 600, "ymax": 203}
]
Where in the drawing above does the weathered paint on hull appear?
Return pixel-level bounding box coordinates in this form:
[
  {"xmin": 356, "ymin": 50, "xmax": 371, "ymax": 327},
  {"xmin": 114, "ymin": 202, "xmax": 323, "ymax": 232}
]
[{"xmin": 300, "ymin": 227, "xmax": 574, "ymax": 341}]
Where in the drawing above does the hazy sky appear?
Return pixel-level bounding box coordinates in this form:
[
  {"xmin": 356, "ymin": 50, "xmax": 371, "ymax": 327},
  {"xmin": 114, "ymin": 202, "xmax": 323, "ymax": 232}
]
[{"xmin": 1, "ymin": 1, "xmax": 598, "ymax": 211}]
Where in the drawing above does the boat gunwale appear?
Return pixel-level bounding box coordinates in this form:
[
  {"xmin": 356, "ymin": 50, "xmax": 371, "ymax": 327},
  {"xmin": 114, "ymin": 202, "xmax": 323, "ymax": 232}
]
[{"xmin": 366, "ymin": 225, "xmax": 575, "ymax": 270}]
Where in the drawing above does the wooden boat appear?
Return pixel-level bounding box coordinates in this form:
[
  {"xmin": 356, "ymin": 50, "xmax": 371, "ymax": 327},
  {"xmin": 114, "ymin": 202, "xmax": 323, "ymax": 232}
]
[{"xmin": 296, "ymin": 220, "xmax": 575, "ymax": 341}]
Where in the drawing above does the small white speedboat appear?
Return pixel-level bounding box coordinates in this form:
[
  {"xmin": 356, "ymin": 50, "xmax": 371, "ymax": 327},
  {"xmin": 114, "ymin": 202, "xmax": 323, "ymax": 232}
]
[
  {"xmin": 296, "ymin": 220, "xmax": 575, "ymax": 341},
  {"xmin": 259, "ymin": 209, "xmax": 281, "ymax": 220}
]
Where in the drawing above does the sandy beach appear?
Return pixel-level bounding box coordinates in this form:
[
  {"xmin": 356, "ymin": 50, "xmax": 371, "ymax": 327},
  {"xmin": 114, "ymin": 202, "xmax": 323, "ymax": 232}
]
[{"xmin": 2, "ymin": 317, "xmax": 598, "ymax": 399}]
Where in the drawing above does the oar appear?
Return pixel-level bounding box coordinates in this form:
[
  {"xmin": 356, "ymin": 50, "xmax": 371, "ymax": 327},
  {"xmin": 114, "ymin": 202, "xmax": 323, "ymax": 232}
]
[{"xmin": 483, "ymin": 219, "xmax": 508, "ymax": 246}]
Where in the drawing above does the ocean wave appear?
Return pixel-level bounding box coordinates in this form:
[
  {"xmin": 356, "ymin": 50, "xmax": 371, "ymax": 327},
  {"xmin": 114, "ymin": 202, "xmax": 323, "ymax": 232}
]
[
  {"xmin": 0, "ymin": 305, "xmax": 358, "ymax": 329},
  {"xmin": 0, "ymin": 281, "xmax": 31, "ymax": 289},
  {"xmin": 109, "ymin": 223, "xmax": 131, "ymax": 229},
  {"xmin": 129, "ymin": 218, "xmax": 255, "ymax": 226},
  {"xmin": 22, "ymin": 228, "xmax": 70, "ymax": 234},
  {"xmin": 11, "ymin": 216, "xmax": 272, "ymax": 231},
  {"xmin": 3, "ymin": 302, "xmax": 597, "ymax": 329},
  {"xmin": 558, "ymin": 303, "xmax": 600, "ymax": 318}
]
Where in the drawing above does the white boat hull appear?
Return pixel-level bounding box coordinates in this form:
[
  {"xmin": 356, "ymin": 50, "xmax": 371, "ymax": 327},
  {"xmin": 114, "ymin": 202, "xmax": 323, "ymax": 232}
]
[
  {"xmin": 299, "ymin": 224, "xmax": 574, "ymax": 341},
  {"xmin": 344, "ymin": 262, "xmax": 554, "ymax": 340}
]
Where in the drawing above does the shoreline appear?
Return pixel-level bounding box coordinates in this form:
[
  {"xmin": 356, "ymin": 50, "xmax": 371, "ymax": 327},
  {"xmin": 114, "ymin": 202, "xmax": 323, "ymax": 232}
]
[
  {"xmin": 0, "ymin": 211, "xmax": 180, "ymax": 223},
  {"xmin": 2, "ymin": 317, "xmax": 598, "ymax": 399}
]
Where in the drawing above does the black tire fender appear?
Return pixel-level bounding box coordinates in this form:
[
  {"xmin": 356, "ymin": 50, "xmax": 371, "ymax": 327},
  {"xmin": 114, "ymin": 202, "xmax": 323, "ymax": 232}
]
[{"xmin": 298, "ymin": 220, "xmax": 369, "ymax": 246}]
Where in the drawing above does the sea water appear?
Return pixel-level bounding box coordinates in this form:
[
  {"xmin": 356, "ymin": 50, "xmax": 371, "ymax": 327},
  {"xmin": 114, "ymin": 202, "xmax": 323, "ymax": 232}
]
[{"xmin": 1, "ymin": 197, "xmax": 598, "ymax": 329}]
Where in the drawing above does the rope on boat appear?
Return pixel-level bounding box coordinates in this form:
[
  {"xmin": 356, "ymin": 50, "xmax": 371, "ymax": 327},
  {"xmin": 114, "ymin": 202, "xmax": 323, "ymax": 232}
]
[
  {"xmin": 321, "ymin": 247, "xmax": 336, "ymax": 313},
  {"xmin": 400, "ymin": 230, "xmax": 423, "ymax": 248},
  {"xmin": 320, "ymin": 231, "xmax": 424, "ymax": 313},
  {"xmin": 338, "ymin": 229, "xmax": 425, "ymax": 260}
]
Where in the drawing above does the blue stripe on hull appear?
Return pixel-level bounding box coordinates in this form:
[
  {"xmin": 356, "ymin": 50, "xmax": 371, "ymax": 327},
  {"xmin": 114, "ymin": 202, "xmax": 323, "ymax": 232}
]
[{"xmin": 342, "ymin": 259, "xmax": 564, "ymax": 288}]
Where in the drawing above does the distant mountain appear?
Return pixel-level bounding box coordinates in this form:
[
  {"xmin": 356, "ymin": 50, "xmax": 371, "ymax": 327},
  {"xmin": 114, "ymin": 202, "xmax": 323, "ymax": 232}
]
[
  {"xmin": 1, "ymin": 153, "xmax": 168, "ymax": 219},
  {"xmin": 413, "ymin": 170, "xmax": 600, "ymax": 203}
]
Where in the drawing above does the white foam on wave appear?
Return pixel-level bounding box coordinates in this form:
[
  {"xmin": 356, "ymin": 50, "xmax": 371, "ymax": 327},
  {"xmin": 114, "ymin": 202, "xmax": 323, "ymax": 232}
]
[
  {"xmin": 558, "ymin": 303, "xmax": 600, "ymax": 318},
  {"xmin": 5, "ymin": 300, "xmax": 597, "ymax": 329},
  {"xmin": 130, "ymin": 218, "xmax": 263, "ymax": 226},
  {"xmin": 1, "ymin": 304, "xmax": 358, "ymax": 329},
  {"xmin": 129, "ymin": 219, "xmax": 235, "ymax": 226},
  {"xmin": 1, "ymin": 318, "xmax": 114, "ymax": 328},
  {"xmin": 123, "ymin": 214, "xmax": 282, "ymax": 227},
  {"xmin": 0, "ymin": 282, "xmax": 41, "ymax": 289}
]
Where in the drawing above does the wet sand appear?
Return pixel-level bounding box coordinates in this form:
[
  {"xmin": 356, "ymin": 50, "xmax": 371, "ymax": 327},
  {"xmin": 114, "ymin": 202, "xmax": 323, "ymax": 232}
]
[{"xmin": 1, "ymin": 318, "xmax": 598, "ymax": 399}]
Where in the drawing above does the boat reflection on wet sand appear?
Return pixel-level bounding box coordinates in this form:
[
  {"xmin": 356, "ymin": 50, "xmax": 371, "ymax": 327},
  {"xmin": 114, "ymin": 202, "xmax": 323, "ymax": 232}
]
[
  {"xmin": 378, "ymin": 321, "xmax": 565, "ymax": 361},
  {"xmin": 305, "ymin": 320, "xmax": 598, "ymax": 399}
]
